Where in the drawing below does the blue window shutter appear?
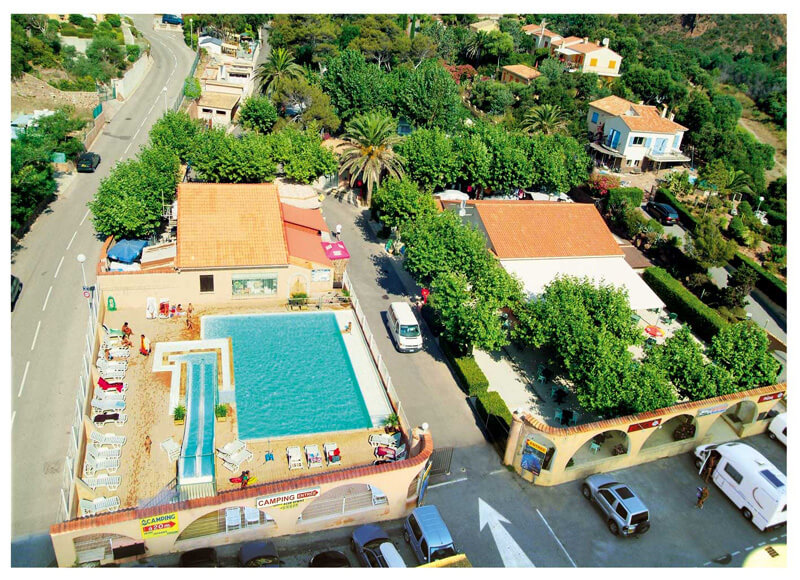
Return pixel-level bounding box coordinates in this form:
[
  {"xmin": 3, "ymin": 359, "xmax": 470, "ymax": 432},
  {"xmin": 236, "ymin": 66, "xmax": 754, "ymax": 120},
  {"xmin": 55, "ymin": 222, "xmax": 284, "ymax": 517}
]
[
  {"xmin": 612, "ymin": 131, "xmax": 621, "ymax": 149},
  {"xmin": 645, "ymin": 137, "xmax": 652, "ymax": 148},
  {"xmin": 673, "ymin": 134, "xmax": 680, "ymax": 148},
  {"xmin": 591, "ymin": 112, "xmax": 599, "ymax": 123},
  {"xmin": 628, "ymin": 136, "xmax": 635, "ymax": 147}
]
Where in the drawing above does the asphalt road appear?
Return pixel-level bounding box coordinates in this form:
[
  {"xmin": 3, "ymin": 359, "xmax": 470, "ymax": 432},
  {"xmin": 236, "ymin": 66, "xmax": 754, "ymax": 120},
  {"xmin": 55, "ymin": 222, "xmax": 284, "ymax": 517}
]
[{"xmin": 10, "ymin": 14, "xmax": 194, "ymax": 552}]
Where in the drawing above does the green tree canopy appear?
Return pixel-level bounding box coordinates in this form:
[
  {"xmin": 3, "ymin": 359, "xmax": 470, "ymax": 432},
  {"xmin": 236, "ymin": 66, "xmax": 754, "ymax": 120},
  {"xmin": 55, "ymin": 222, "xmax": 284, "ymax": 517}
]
[
  {"xmin": 395, "ymin": 127, "xmax": 459, "ymax": 192},
  {"xmin": 707, "ymin": 322, "xmax": 780, "ymax": 391},
  {"xmin": 372, "ymin": 177, "xmax": 437, "ymax": 231},
  {"xmin": 320, "ymin": 49, "xmax": 390, "ymax": 123},
  {"xmin": 148, "ymin": 111, "xmax": 201, "ymax": 164},
  {"xmin": 689, "ymin": 216, "xmax": 737, "ymax": 268},
  {"xmin": 392, "ymin": 60, "xmax": 463, "ymax": 131},
  {"xmin": 238, "ymin": 95, "xmax": 279, "ymax": 133},
  {"xmin": 272, "ymin": 77, "xmax": 340, "ymax": 133}
]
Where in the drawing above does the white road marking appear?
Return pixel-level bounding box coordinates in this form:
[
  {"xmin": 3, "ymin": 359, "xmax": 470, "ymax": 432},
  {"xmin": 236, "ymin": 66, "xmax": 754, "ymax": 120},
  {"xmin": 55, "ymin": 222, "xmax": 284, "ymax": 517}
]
[
  {"xmin": 731, "ymin": 551, "xmax": 740, "ymax": 556},
  {"xmin": 18, "ymin": 361, "xmax": 30, "ymax": 397},
  {"xmin": 42, "ymin": 286, "xmax": 53, "ymax": 311},
  {"xmin": 758, "ymin": 541, "xmax": 766, "ymax": 546},
  {"xmin": 30, "ymin": 320, "xmax": 42, "ymax": 350},
  {"xmin": 80, "ymin": 209, "xmax": 90, "ymax": 225},
  {"xmin": 124, "ymin": 143, "xmax": 132, "ymax": 155},
  {"xmin": 427, "ymin": 477, "xmax": 468, "ymax": 489},
  {"xmin": 770, "ymin": 537, "xmax": 778, "ymax": 542},
  {"xmin": 479, "ymin": 499, "xmax": 535, "ymax": 567},
  {"xmin": 54, "ymin": 256, "xmax": 65, "ymax": 279},
  {"xmin": 536, "ymin": 508, "xmax": 577, "ymax": 567},
  {"xmin": 745, "ymin": 546, "xmax": 754, "ymax": 551},
  {"xmin": 489, "ymin": 469, "xmax": 506, "ymax": 475},
  {"xmin": 11, "ymin": 411, "xmax": 16, "ymax": 429},
  {"xmin": 66, "ymin": 231, "xmax": 78, "ymax": 250}
]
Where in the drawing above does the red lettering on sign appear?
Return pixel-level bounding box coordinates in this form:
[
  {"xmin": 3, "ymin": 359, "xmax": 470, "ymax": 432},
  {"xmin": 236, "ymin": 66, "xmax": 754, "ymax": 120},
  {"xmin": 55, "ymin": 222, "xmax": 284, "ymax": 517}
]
[
  {"xmin": 758, "ymin": 392, "xmax": 784, "ymax": 403},
  {"xmin": 627, "ymin": 418, "xmax": 662, "ymax": 433}
]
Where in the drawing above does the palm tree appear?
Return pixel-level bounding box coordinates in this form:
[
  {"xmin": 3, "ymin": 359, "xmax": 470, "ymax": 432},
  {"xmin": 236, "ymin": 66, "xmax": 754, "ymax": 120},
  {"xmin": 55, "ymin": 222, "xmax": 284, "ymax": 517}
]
[
  {"xmin": 522, "ymin": 104, "xmax": 568, "ymax": 135},
  {"xmin": 721, "ymin": 168, "xmax": 753, "ymax": 199},
  {"xmin": 464, "ymin": 31, "xmax": 488, "ymax": 65},
  {"xmin": 255, "ymin": 47, "xmax": 304, "ymax": 97},
  {"xmin": 339, "ymin": 112, "xmax": 405, "ymax": 207}
]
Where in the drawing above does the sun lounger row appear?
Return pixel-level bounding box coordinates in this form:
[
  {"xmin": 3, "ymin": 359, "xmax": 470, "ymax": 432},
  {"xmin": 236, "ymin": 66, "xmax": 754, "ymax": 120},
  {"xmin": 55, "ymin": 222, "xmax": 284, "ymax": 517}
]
[
  {"xmin": 84, "ymin": 453, "xmax": 120, "ymax": 476},
  {"xmin": 287, "ymin": 443, "xmax": 341, "ymax": 470},
  {"xmin": 83, "ymin": 474, "xmax": 121, "ymax": 491},
  {"xmin": 374, "ymin": 443, "xmax": 407, "ymax": 461},
  {"xmin": 91, "ymin": 398, "xmax": 125, "ymax": 414},
  {"xmin": 80, "ymin": 496, "xmax": 120, "ymax": 517},
  {"xmin": 369, "ymin": 432, "xmax": 403, "ymax": 448},
  {"xmin": 216, "ymin": 440, "xmax": 253, "ymax": 472},
  {"xmin": 89, "ymin": 430, "xmax": 126, "ymax": 448},
  {"xmin": 98, "ymin": 377, "xmax": 127, "ymax": 392},
  {"xmin": 93, "ymin": 413, "xmax": 127, "ymax": 427}
]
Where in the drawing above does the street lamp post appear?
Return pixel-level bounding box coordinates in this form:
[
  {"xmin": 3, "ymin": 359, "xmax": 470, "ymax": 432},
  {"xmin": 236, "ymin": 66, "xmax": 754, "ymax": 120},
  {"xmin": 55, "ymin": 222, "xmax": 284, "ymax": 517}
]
[
  {"xmin": 77, "ymin": 253, "xmax": 91, "ymax": 310},
  {"xmin": 190, "ymin": 18, "xmax": 193, "ymax": 51},
  {"xmin": 162, "ymin": 86, "xmax": 168, "ymax": 114},
  {"xmin": 756, "ymin": 196, "xmax": 765, "ymax": 213}
]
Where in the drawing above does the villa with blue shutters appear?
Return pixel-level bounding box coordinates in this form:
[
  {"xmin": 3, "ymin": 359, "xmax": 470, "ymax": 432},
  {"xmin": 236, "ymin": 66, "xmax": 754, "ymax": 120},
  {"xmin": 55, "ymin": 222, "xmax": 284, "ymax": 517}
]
[{"xmin": 586, "ymin": 95, "xmax": 691, "ymax": 173}]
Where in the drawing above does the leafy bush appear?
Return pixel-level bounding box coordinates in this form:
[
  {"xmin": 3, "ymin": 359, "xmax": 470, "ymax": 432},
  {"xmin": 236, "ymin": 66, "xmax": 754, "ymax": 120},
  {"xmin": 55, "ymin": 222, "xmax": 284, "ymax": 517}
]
[
  {"xmin": 474, "ymin": 390, "xmax": 514, "ymax": 427},
  {"xmin": 765, "ymin": 224, "xmax": 784, "ymax": 245},
  {"xmin": 643, "ymin": 267, "xmax": 728, "ymax": 343},
  {"xmin": 105, "ymin": 14, "xmax": 122, "ymax": 28},
  {"xmin": 238, "ymin": 96, "xmax": 278, "ymax": 133},
  {"xmin": 126, "ymin": 44, "xmax": 140, "ymax": 62},
  {"xmin": 731, "ymin": 252, "xmax": 786, "ymax": 307},
  {"xmin": 607, "ymin": 187, "xmax": 644, "ymax": 209},
  {"xmin": 173, "ymin": 405, "xmax": 186, "ymax": 421},
  {"xmin": 588, "ymin": 173, "xmax": 620, "ymax": 197},
  {"xmin": 183, "ymin": 76, "xmax": 201, "ymax": 99},
  {"xmin": 727, "ymin": 216, "xmax": 746, "ymax": 243}
]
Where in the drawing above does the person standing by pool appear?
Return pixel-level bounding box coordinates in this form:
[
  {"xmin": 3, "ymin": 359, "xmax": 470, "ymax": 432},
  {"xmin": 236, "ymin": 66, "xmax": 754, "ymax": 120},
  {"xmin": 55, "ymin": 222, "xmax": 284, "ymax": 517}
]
[
  {"xmin": 335, "ymin": 224, "xmax": 342, "ymax": 239},
  {"xmin": 121, "ymin": 322, "xmax": 133, "ymax": 338},
  {"xmin": 140, "ymin": 334, "xmax": 151, "ymax": 356}
]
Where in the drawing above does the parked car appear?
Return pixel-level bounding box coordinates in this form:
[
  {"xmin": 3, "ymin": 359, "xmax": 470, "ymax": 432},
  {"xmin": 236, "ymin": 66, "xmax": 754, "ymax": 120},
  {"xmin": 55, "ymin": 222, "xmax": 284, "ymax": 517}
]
[
  {"xmin": 162, "ymin": 14, "xmax": 183, "ymax": 25},
  {"xmin": 582, "ymin": 474, "xmax": 651, "ymax": 536},
  {"xmin": 11, "ymin": 275, "xmax": 22, "ymax": 311},
  {"xmin": 403, "ymin": 505, "xmax": 457, "ymax": 564},
  {"xmin": 309, "ymin": 550, "xmax": 351, "ymax": 567},
  {"xmin": 178, "ymin": 547, "xmax": 218, "ymax": 567},
  {"xmin": 237, "ymin": 540, "xmax": 281, "ymax": 567},
  {"xmin": 645, "ymin": 201, "xmax": 679, "ymax": 225},
  {"xmin": 351, "ymin": 524, "xmax": 406, "ymax": 567},
  {"xmin": 77, "ymin": 152, "xmax": 101, "ymax": 173}
]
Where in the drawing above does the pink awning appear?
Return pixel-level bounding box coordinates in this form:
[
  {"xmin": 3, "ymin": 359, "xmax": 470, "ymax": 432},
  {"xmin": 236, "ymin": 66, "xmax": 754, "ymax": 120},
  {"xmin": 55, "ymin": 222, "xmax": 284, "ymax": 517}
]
[{"xmin": 322, "ymin": 241, "xmax": 350, "ymax": 260}]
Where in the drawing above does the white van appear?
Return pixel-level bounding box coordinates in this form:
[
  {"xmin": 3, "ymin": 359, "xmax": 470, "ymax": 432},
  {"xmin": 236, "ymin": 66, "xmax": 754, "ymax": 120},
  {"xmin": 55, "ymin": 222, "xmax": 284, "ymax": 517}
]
[
  {"xmin": 694, "ymin": 442, "xmax": 786, "ymax": 531},
  {"xmin": 768, "ymin": 413, "xmax": 787, "ymax": 446},
  {"xmin": 387, "ymin": 302, "xmax": 422, "ymax": 352}
]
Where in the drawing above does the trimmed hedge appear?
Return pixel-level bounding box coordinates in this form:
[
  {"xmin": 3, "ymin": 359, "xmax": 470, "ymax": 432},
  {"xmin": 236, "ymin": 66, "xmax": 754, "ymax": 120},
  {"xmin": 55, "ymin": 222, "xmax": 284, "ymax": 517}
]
[
  {"xmin": 731, "ymin": 252, "xmax": 787, "ymax": 308},
  {"xmin": 643, "ymin": 267, "xmax": 728, "ymax": 343},
  {"xmin": 608, "ymin": 187, "xmax": 644, "ymax": 209},
  {"xmin": 655, "ymin": 188, "xmax": 700, "ymax": 233},
  {"xmin": 766, "ymin": 209, "xmax": 786, "ymax": 229},
  {"xmin": 474, "ymin": 390, "xmax": 514, "ymax": 427}
]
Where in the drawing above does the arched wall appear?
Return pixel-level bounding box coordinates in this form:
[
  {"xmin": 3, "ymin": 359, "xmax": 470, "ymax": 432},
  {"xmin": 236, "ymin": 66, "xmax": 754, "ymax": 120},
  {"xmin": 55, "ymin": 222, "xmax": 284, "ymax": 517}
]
[{"xmin": 504, "ymin": 384, "xmax": 786, "ymax": 486}]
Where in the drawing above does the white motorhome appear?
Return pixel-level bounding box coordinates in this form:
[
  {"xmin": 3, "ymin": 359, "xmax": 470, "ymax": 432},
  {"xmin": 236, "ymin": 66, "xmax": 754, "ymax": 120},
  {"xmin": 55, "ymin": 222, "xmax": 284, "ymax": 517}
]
[
  {"xmin": 768, "ymin": 413, "xmax": 787, "ymax": 446},
  {"xmin": 387, "ymin": 302, "xmax": 422, "ymax": 352},
  {"xmin": 694, "ymin": 442, "xmax": 786, "ymax": 531}
]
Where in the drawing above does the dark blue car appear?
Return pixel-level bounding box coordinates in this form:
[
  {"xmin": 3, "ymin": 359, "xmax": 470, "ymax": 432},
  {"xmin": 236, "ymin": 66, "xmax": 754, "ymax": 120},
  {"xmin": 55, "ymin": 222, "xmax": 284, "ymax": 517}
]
[
  {"xmin": 162, "ymin": 14, "xmax": 183, "ymax": 25},
  {"xmin": 645, "ymin": 201, "xmax": 679, "ymax": 225}
]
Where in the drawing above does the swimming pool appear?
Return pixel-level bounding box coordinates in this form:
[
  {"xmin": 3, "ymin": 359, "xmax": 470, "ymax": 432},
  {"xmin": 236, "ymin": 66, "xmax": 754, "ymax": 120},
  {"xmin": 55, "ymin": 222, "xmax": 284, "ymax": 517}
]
[
  {"xmin": 178, "ymin": 352, "xmax": 217, "ymax": 484},
  {"xmin": 203, "ymin": 313, "xmax": 372, "ymax": 439}
]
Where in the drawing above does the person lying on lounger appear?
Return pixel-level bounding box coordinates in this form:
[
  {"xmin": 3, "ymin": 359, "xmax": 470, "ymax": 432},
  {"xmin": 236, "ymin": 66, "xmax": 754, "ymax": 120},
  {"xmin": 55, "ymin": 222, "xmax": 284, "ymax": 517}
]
[{"xmin": 342, "ymin": 322, "xmax": 352, "ymax": 334}]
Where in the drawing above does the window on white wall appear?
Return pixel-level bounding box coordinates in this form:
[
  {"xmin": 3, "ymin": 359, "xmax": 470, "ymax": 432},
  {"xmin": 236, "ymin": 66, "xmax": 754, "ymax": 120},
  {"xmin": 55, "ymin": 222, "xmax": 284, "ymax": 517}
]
[
  {"xmin": 231, "ymin": 273, "xmax": 278, "ymax": 297},
  {"xmin": 632, "ymin": 136, "xmax": 645, "ymax": 146}
]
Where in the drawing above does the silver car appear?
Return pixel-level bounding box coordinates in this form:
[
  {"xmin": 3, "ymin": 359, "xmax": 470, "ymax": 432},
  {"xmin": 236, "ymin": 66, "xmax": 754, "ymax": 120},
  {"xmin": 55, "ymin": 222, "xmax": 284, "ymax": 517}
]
[{"xmin": 582, "ymin": 474, "xmax": 651, "ymax": 536}]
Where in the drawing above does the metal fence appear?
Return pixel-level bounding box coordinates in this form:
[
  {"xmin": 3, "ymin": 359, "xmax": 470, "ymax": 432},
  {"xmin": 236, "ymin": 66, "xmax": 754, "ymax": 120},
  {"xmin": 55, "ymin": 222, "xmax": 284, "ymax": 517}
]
[
  {"xmin": 57, "ymin": 290, "xmax": 101, "ymax": 523},
  {"xmin": 171, "ymin": 52, "xmax": 201, "ymax": 113},
  {"xmin": 342, "ymin": 272, "xmax": 411, "ymax": 435}
]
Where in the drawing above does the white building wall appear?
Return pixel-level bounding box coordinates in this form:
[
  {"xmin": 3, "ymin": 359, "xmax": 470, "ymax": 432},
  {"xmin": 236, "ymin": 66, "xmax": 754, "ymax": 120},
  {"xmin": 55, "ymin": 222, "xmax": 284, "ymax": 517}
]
[{"xmin": 580, "ymin": 47, "xmax": 622, "ymax": 77}]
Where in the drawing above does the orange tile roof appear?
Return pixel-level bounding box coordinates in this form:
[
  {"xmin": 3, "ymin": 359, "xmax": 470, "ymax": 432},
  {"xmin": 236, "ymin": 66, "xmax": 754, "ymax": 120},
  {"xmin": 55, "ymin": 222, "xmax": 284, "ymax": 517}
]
[
  {"xmin": 176, "ymin": 183, "xmax": 288, "ymax": 269},
  {"xmin": 522, "ymin": 24, "xmax": 560, "ymax": 37},
  {"xmin": 589, "ymin": 96, "xmax": 689, "ymax": 133},
  {"xmin": 470, "ymin": 201, "xmax": 624, "ymax": 259},
  {"xmin": 502, "ymin": 64, "xmax": 541, "ymax": 80},
  {"xmin": 552, "ymin": 36, "xmax": 582, "ymax": 47},
  {"xmin": 284, "ymin": 226, "xmax": 333, "ymax": 266},
  {"xmin": 281, "ymin": 203, "xmax": 329, "ymax": 233},
  {"xmin": 567, "ymin": 41, "xmax": 603, "ymax": 54}
]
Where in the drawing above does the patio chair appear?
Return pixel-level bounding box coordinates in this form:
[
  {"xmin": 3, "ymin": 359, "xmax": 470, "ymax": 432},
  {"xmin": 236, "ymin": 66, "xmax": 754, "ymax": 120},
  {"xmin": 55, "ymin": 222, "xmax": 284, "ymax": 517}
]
[
  {"xmin": 94, "ymin": 389, "xmax": 125, "ymax": 401},
  {"xmin": 368, "ymin": 432, "xmax": 402, "ymax": 448},
  {"xmin": 80, "ymin": 496, "xmax": 120, "ymax": 517},
  {"xmin": 225, "ymin": 507, "xmax": 241, "ymax": 532},
  {"xmin": 590, "ymin": 441, "xmax": 601, "ymax": 454},
  {"xmin": 93, "ymin": 413, "xmax": 127, "ymax": 427},
  {"xmin": 84, "ymin": 454, "xmax": 120, "ymax": 476},
  {"xmin": 662, "ymin": 312, "xmax": 678, "ymax": 325},
  {"xmin": 91, "ymin": 398, "xmax": 126, "ymax": 414},
  {"xmin": 221, "ymin": 448, "xmax": 254, "ymax": 472},
  {"xmin": 287, "ymin": 446, "xmax": 303, "ymax": 470},
  {"xmin": 374, "ymin": 443, "xmax": 407, "ymax": 461},
  {"xmin": 101, "ymin": 346, "xmax": 130, "ymax": 359},
  {"xmin": 87, "ymin": 443, "xmax": 122, "ymax": 461},
  {"xmin": 537, "ymin": 368, "xmax": 548, "ymax": 384},
  {"xmin": 324, "ymin": 442, "xmax": 341, "ymax": 465},
  {"xmin": 97, "ymin": 367, "xmax": 126, "ymax": 382},
  {"xmin": 244, "ymin": 507, "xmax": 261, "ymax": 527},
  {"xmin": 161, "ymin": 437, "xmax": 181, "ymax": 462},
  {"xmin": 305, "ymin": 444, "xmax": 323, "ymax": 468},
  {"xmin": 97, "ymin": 377, "xmax": 127, "ymax": 392},
  {"xmin": 83, "ymin": 475, "xmax": 121, "ymax": 491},
  {"xmin": 217, "ymin": 439, "xmax": 246, "ymax": 458},
  {"xmin": 102, "ymin": 324, "xmax": 125, "ymax": 338},
  {"xmin": 554, "ymin": 409, "xmax": 563, "ymax": 423},
  {"xmin": 569, "ymin": 412, "xmax": 580, "ymax": 427},
  {"xmin": 97, "ymin": 357, "xmax": 128, "ymax": 369}
]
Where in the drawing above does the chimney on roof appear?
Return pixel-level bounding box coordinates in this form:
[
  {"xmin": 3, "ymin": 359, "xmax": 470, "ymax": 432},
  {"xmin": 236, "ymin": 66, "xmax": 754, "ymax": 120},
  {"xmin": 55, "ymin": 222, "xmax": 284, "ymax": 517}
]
[
  {"xmin": 669, "ymin": 113, "xmax": 675, "ymax": 121},
  {"xmin": 602, "ymin": 38, "xmax": 609, "ymax": 47},
  {"xmin": 583, "ymin": 37, "xmax": 589, "ymax": 43},
  {"xmin": 638, "ymin": 100, "xmax": 644, "ymax": 105},
  {"xmin": 661, "ymin": 104, "xmax": 668, "ymax": 118}
]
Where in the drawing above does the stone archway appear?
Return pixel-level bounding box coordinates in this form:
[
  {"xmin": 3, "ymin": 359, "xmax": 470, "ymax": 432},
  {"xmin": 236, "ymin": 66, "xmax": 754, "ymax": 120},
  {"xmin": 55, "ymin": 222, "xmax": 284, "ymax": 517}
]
[
  {"xmin": 299, "ymin": 483, "xmax": 388, "ymax": 523},
  {"xmin": 641, "ymin": 414, "xmax": 697, "ymax": 450},
  {"xmin": 175, "ymin": 506, "xmax": 276, "ymax": 543},
  {"xmin": 566, "ymin": 429, "xmax": 629, "ymax": 468}
]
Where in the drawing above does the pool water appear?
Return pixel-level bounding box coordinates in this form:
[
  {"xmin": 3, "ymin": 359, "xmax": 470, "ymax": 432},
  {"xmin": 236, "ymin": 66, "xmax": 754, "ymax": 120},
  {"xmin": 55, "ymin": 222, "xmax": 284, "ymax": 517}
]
[{"xmin": 203, "ymin": 313, "xmax": 372, "ymax": 439}]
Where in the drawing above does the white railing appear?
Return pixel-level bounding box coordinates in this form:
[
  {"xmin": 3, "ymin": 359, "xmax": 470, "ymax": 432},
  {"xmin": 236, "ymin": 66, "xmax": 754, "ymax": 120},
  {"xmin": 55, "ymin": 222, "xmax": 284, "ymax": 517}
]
[{"xmin": 342, "ymin": 271, "xmax": 412, "ymax": 436}]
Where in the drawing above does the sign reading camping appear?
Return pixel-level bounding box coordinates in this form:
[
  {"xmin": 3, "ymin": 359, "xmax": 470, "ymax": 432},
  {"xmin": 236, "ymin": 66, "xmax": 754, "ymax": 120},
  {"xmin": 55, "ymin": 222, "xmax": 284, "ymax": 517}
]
[
  {"xmin": 257, "ymin": 487, "xmax": 320, "ymax": 509},
  {"xmin": 140, "ymin": 512, "xmax": 179, "ymax": 538}
]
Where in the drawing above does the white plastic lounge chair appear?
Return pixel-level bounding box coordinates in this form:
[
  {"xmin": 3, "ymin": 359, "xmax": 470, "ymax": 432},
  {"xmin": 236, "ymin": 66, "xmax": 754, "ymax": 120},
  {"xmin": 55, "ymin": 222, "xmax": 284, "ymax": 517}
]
[
  {"xmin": 217, "ymin": 439, "xmax": 246, "ymax": 458},
  {"xmin": 97, "ymin": 367, "xmax": 126, "ymax": 382},
  {"xmin": 93, "ymin": 413, "xmax": 127, "ymax": 427},
  {"xmin": 84, "ymin": 454, "xmax": 120, "ymax": 476},
  {"xmin": 225, "ymin": 507, "xmax": 241, "ymax": 532},
  {"xmin": 96, "ymin": 358, "xmax": 128, "ymax": 370},
  {"xmin": 86, "ymin": 443, "xmax": 121, "ymax": 460},
  {"xmin": 305, "ymin": 444, "xmax": 323, "ymax": 468},
  {"xmin": 374, "ymin": 443, "xmax": 407, "ymax": 461},
  {"xmin": 83, "ymin": 475, "xmax": 121, "ymax": 491},
  {"xmin": 287, "ymin": 446, "xmax": 303, "ymax": 470},
  {"xmin": 80, "ymin": 496, "xmax": 120, "ymax": 516},
  {"xmin": 103, "ymin": 324, "xmax": 125, "ymax": 338},
  {"xmin": 102, "ymin": 346, "xmax": 130, "ymax": 359},
  {"xmin": 161, "ymin": 437, "xmax": 181, "ymax": 461},
  {"xmin": 91, "ymin": 398, "xmax": 126, "ymax": 414},
  {"xmin": 221, "ymin": 448, "xmax": 253, "ymax": 472},
  {"xmin": 368, "ymin": 432, "xmax": 402, "ymax": 448},
  {"xmin": 89, "ymin": 431, "xmax": 126, "ymax": 448},
  {"xmin": 324, "ymin": 442, "xmax": 341, "ymax": 465},
  {"xmin": 94, "ymin": 389, "xmax": 125, "ymax": 401},
  {"xmin": 244, "ymin": 507, "xmax": 260, "ymax": 527}
]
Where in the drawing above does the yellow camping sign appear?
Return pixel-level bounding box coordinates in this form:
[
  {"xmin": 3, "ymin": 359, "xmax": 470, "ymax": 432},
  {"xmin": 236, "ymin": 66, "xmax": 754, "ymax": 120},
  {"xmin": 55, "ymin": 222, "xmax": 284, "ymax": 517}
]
[{"xmin": 140, "ymin": 512, "xmax": 179, "ymax": 538}]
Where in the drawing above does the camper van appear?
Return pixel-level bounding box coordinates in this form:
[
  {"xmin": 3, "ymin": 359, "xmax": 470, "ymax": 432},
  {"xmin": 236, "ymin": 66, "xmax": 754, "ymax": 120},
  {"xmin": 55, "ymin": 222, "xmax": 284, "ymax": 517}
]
[
  {"xmin": 694, "ymin": 442, "xmax": 786, "ymax": 531},
  {"xmin": 387, "ymin": 302, "xmax": 422, "ymax": 352},
  {"xmin": 768, "ymin": 413, "xmax": 787, "ymax": 446}
]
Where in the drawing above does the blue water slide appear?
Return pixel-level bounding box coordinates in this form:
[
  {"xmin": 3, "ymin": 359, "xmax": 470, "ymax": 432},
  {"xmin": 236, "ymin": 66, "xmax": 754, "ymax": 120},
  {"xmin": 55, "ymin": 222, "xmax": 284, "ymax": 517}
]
[{"xmin": 178, "ymin": 355, "xmax": 218, "ymax": 484}]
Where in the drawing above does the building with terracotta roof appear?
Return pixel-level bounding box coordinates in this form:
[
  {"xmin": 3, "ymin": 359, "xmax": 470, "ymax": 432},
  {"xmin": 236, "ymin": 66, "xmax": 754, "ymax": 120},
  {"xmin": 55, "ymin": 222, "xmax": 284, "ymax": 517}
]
[
  {"xmin": 97, "ymin": 183, "xmax": 340, "ymax": 308},
  {"xmin": 551, "ymin": 37, "xmax": 622, "ymax": 78},
  {"xmin": 441, "ymin": 200, "xmax": 664, "ymax": 311},
  {"xmin": 500, "ymin": 64, "xmax": 541, "ymax": 85},
  {"xmin": 521, "ymin": 23, "xmax": 561, "ymax": 49},
  {"xmin": 587, "ymin": 95, "xmax": 691, "ymax": 173},
  {"xmin": 469, "ymin": 19, "xmax": 499, "ymax": 33}
]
